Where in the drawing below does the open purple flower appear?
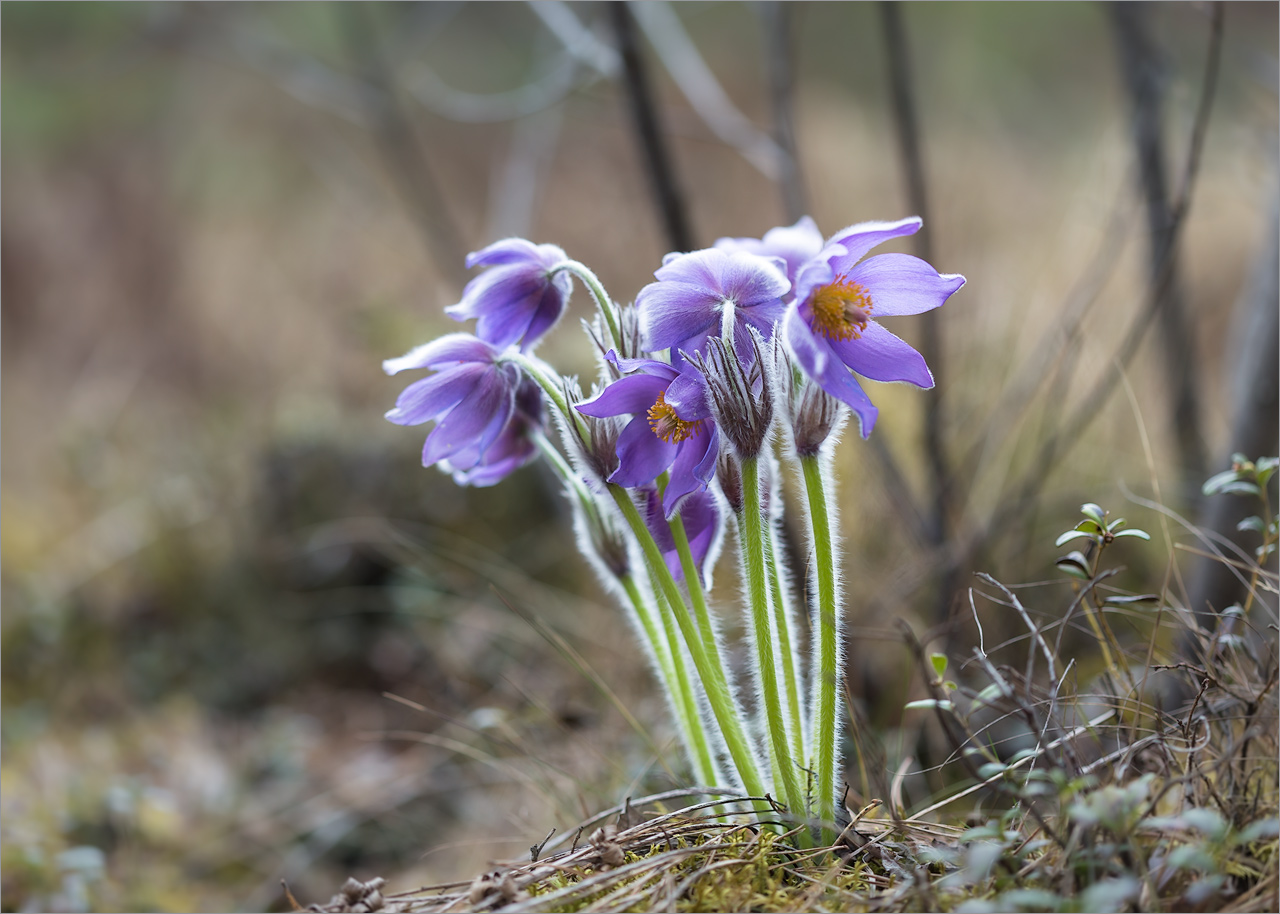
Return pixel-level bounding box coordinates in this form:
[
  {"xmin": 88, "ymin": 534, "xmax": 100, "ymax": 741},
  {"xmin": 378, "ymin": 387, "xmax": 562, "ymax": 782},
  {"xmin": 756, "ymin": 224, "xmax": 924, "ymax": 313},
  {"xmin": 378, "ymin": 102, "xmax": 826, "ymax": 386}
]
[
  {"xmin": 384, "ymin": 333, "xmax": 526, "ymax": 475},
  {"xmin": 439, "ymin": 377, "xmax": 543, "ymax": 487},
  {"xmin": 576, "ymin": 353, "xmax": 718, "ymax": 518},
  {"xmin": 784, "ymin": 217, "xmax": 965, "ymax": 437},
  {"xmin": 635, "ymin": 248, "xmax": 790, "ymax": 362},
  {"xmin": 714, "ymin": 215, "xmax": 825, "ymax": 288},
  {"xmin": 642, "ymin": 485, "xmax": 722, "ymax": 585},
  {"xmin": 445, "ymin": 238, "xmax": 572, "ymax": 352}
]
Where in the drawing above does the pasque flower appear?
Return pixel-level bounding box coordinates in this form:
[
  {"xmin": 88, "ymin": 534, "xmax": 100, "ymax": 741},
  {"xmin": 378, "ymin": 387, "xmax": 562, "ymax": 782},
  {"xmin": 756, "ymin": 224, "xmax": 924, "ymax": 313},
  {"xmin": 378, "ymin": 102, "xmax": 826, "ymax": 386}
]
[
  {"xmin": 445, "ymin": 238, "xmax": 572, "ymax": 352},
  {"xmin": 635, "ymin": 248, "xmax": 790, "ymax": 362},
  {"xmin": 576, "ymin": 353, "xmax": 718, "ymax": 518},
  {"xmin": 439, "ymin": 377, "xmax": 543, "ymax": 487},
  {"xmin": 784, "ymin": 216, "xmax": 965, "ymax": 436},
  {"xmin": 384, "ymin": 333, "xmax": 533, "ymax": 482}
]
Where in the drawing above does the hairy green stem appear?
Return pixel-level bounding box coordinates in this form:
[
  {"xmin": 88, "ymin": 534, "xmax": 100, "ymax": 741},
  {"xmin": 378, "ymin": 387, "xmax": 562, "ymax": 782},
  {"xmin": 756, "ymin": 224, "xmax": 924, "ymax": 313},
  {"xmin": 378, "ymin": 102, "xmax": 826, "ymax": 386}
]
[
  {"xmin": 667, "ymin": 509, "xmax": 721, "ymax": 664},
  {"xmin": 551, "ymin": 260, "xmax": 622, "ymax": 353},
  {"xmin": 608, "ymin": 484, "xmax": 766, "ymax": 802},
  {"xmin": 801, "ymin": 455, "xmax": 839, "ymax": 842},
  {"xmin": 620, "ymin": 572, "xmax": 718, "ymax": 786},
  {"xmin": 740, "ymin": 457, "xmax": 806, "ymax": 816},
  {"xmin": 764, "ymin": 519, "xmax": 806, "ymax": 763}
]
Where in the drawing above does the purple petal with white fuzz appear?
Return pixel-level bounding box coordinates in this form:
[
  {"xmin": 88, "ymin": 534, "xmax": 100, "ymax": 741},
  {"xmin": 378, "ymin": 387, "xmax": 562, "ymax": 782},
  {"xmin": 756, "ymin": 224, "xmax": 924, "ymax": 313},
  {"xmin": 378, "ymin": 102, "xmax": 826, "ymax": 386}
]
[{"xmin": 446, "ymin": 237, "xmax": 572, "ymax": 352}]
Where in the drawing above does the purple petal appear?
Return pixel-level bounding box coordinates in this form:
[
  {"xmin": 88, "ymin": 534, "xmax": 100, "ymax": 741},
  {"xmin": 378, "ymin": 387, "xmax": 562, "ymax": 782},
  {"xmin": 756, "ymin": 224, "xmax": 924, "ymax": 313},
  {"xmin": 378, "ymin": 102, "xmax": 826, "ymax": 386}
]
[
  {"xmin": 447, "ymin": 263, "xmax": 544, "ymax": 321},
  {"xmin": 785, "ymin": 308, "xmax": 878, "ymax": 437},
  {"xmin": 636, "ymin": 280, "xmax": 722, "ymax": 352},
  {"xmin": 604, "ymin": 351, "xmax": 680, "ymax": 381},
  {"xmin": 518, "ymin": 275, "xmax": 572, "ymax": 352},
  {"xmin": 465, "ymin": 238, "xmax": 565, "ymax": 269},
  {"xmin": 715, "ymin": 216, "xmax": 825, "ymax": 285},
  {"xmin": 421, "ymin": 373, "xmax": 514, "ymax": 465},
  {"xmin": 829, "ymin": 322, "xmax": 934, "ymax": 388},
  {"xmin": 383, "ymin": 334, "xmax": 495, "ymax": 375},
  {"xmin": 714, "ymin": 252, "xmax": 791, "ymax": 307},
  {"xmin": 663, "ymin": 425, "xmax": 717, "ymax": 518},
  {"xmin": 577, "ymin": 373, "xmax": 669, "ymax": 418},
  {"xmin": 793, "ymin": 248, "xmax": 840, "ymax": 305},
  {"xmin": 608, "ymin": 416, "xmax": 678, "ymax": 487},
  {"xmin": 847, "ymin": 253, "xmax": 966, "ymax": 317},
  {"xmin": 825, "ymin": 217, "xmax": 922, "ymax": 273},
  {"xmin": 662, "ymin": 369, "xmax": 711, "ymax": 422},
  {"xmin": 385, "ymin": 364, "xmax": 486, "ymax": 425}
]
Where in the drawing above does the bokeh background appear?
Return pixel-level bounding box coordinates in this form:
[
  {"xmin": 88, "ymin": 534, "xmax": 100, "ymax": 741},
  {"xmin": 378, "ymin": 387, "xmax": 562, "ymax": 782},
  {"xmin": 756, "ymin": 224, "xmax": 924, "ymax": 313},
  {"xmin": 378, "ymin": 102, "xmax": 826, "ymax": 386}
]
[{"xmin": 3, "ymin": 2, "xmax": 1276, "ymax": 911}]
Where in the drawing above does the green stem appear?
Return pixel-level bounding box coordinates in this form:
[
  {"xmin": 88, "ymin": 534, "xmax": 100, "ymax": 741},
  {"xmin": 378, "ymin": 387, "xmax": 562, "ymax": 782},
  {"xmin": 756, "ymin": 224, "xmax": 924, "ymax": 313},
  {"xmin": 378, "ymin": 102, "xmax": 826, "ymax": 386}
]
[
  {"xmin": 507, "ymin": 353, "xmax": 589, "ymax": 442},
  {"xmin": 740, "ymin": 457, "xmax": 806, "ymax": 817},
  {"xmin": 667, "ymin": 509, "xmax": 721, "ymax": 663},
  {"xmin": 608, "ymin": 484, "xmax": 766, "ymax": 802},
  {"xmin": 620, "ymin": 572, "xmax": 718, "ymax": 786},
  {"xmin": 764, "ymin": 518, "xmax": 806, "ymax": 763},
  {"xmin": 551, "ymin": 260, "xmax": 622, "ymax": 353},
  {"xmin": 801, "ymin": 455, "xmax": 839, "ymax": 843}
]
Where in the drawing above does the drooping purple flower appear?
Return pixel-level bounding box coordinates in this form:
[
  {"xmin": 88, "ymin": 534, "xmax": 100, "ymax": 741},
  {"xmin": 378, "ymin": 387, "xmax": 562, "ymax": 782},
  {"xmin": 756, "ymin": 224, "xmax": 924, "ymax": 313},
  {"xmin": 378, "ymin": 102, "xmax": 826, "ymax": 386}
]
[
  {"xmin": 439, "ymin": 377, "xmax": 543, "ymax": 487},
  {"xmin": 445, "ymin": 238, "xmax": 572, "ymax": 352},
  {"xmin": 714, "ymin": 215, "xmax": 825, "ymax": 288},
  {"xmin": 635, "ymin": 248, "xmax": 790, "ymax": 362},
  {"xmin": 575, "ymin": 353, "xmax": 718, "ymax": 518},
  {"xmin": 641, "ymin": 485, "xmax": 723, "ymax": 585},
  {"xmin": 784, "ymin": 216, "xmax": 965, "ymax": 437},
  {"xmin": 384, "ymin": 333, "xmax": 528, "ymax": 478}
]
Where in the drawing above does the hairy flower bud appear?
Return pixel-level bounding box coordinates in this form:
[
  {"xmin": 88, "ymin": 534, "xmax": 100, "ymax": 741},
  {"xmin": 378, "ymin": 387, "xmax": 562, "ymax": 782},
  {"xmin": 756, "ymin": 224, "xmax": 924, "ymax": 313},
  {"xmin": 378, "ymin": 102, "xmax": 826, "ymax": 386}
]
[
  {"xmin": 694, "ymin": 329, "xmax": 773, "ymax": 461},
  {"xmin": 778, "ymin": 345, "xmax": 843, "ymax": 458},
  {"xmin": 716, "ymin": 450, "xmax": 744, "ymax": 514}
]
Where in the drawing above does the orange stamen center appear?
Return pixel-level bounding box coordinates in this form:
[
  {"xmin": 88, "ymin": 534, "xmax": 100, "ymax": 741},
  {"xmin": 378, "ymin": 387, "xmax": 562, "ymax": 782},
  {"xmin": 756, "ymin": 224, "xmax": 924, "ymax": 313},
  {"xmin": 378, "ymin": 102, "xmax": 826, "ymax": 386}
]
[
  {"xmin": 810, "ymin": 277, "xmax": 873, "ymax": 341},
  {"xmin": 647, "ymin": 390, "xmax": 698, "ymax": 443}
]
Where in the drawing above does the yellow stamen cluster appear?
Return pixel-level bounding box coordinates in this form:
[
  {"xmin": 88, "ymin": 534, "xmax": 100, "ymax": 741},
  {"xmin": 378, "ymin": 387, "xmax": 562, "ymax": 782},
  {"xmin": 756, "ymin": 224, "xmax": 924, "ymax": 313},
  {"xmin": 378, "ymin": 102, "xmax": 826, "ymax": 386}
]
[
  {"xmin": 647, "ymin": 391, "xmax": 698, "ymax": 443},
  {"xmin": 810, "ymin": 277, "xmax": 873, "ymax": 341}
]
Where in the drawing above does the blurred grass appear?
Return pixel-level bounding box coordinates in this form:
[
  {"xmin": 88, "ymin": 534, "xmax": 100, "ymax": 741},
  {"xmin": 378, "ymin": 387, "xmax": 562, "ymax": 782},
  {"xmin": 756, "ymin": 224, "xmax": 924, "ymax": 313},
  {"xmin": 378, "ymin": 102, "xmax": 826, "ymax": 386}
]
[{"xmin": 2, "ymin": 2, "xmax": 1276, "ymax": 911}]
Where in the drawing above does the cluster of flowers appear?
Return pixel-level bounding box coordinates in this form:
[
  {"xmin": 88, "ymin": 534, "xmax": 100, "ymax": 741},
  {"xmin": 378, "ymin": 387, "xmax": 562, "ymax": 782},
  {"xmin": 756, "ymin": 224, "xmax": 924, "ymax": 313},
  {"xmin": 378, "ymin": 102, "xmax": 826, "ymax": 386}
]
[{"xmin": 385, "ymin": 216, "xmax": 964, "ymax": 839}]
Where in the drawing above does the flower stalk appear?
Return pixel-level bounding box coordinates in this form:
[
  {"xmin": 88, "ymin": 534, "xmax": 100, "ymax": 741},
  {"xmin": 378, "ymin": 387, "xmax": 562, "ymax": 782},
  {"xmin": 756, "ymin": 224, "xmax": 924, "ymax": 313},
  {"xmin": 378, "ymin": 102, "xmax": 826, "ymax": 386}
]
[
  {"xmin": 801, "ymin": 453, "xmax": 840, "ymax": 842},
  {"xmin": 609, "ymin": 484, "xmax": 767, "ymax": 803},
  {"xmin": 739, "ymin": 456, "xmax": 806, "ymax": 817}
]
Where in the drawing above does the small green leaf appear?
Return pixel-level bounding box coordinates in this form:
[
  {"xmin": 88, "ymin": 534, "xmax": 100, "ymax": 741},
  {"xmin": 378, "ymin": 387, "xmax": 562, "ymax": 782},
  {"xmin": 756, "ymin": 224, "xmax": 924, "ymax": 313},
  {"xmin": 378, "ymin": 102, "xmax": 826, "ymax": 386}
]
[
  {"xmin": 1055, "ymin": 529, "xmax": 1093, "ymax": 547},
  {"xmin": 904, "ymin": 698, "xmax": 952, "ymax": 712},
  {"xmin": 1112, "ymin": 528, "xmax": 1150, "ymax": 540},
  {"xmin": 1202, "ymin": 469, "xmax": 1242, "ymax": 496},
  {"xmin": 1103, "ymin": 593, "xmax": 1160, "ymax": 607},
  {"xmin": 1075, "ymin": 518, "xmax": 1103, "ymax": 534},
  {"xmin": 1105, "ymin": 517, "xmax": 1127, "ymax": 532},
  {"xmin": 1220, "ymin": 480, "xmax": 1262, "ymax": 497},
  {"xmin": 930, "ymin": 652, "xmax": 948, "ymax": 679},
  {"xmin": 1237, "ymin": 516, "xmax": 1266, "ymax": 534},
  {"xmin": 977, "ymin": 761, "xmax": 1006, "ymax": 780},
  {"xmin": 1056, "ymin": 551, "xmax": 1091, "ymax": 578},
  {"xmin": 1081, "ymin": 503, "xmax": 1106, "ymax": 525}
]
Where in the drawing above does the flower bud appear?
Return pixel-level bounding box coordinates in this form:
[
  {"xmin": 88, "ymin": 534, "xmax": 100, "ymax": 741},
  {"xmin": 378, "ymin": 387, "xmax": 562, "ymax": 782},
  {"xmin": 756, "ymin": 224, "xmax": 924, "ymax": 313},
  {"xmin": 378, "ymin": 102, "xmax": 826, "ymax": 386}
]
[{"xmin": 694, "ymin": 328, "xmax": 773, "ymax": 461}]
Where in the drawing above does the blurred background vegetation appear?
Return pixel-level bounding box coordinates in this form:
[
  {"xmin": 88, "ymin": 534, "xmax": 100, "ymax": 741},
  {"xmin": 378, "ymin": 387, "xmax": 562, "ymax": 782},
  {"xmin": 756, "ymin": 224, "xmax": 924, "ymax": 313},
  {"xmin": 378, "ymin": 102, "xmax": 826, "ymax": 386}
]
[{"xmin": 2, "ymin": 2, "xmax": 1276, "ymax": 911}]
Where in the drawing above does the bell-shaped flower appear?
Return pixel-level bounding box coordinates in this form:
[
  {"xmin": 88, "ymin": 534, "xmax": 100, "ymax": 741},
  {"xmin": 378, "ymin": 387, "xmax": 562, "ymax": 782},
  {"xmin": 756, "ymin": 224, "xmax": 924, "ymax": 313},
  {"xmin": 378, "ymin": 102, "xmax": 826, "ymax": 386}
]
[
  {"xmin": 445, "ymin": 238, "xmax": 573, "ymax": 352},
  {"xmin": 784, "ymin": 216, "xmax": 965, "ymax": 437},
  {"xmin": 641, "ymin": 485, "xmax": 723, "ymax": 587},
  {"xmin": 575, "ymin": 353, "xmax": 718, "ymax": 518},
  {"xmin": 383, "ymin": 333, "xmax": 530, "ymax": 479},
  {"xmin": 714, "ymin": 215, "xmax": 825, "ymax": 288},
  {"xmin": 635, "ymin": 248, "xmax": 790, "ymax": 362},
  {"xmin": 439, "ymin": 377, "xmax": 543, "ymax": 487}
]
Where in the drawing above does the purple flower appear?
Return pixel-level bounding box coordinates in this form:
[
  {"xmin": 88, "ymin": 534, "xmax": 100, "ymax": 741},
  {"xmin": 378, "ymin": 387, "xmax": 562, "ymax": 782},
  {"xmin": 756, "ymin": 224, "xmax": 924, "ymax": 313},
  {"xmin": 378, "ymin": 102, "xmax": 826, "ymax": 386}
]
[
  {"xmin": 439, "ymin": 377, "xmax": 543, "ymax": 487},
  {"xmin": 714, "ymin": 215, "xmax": 825, "ymax": 288},
  {"xmin": 784, "ymin": 216, "xmax": 965, "ymax": 437},
  {"xmin": 384, "ymin": 333, "xmax": 529, "ymax": 479},
  {"xmin": 576, "ymin": 353, "xmax": 718, "ymax": 518},
  {"xmin": 642, "ymin": 486, "xmax": 722, "ymax": 585},
  {"xmin": 445, "ymin": 238, "xmax": 572, "ymax": 352},
  {"xmin": 635, "ymin": 248, "xmax": 790, "ymax": 362}
]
